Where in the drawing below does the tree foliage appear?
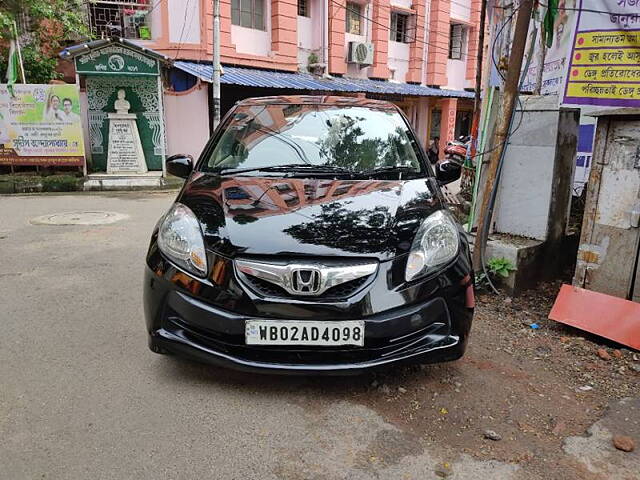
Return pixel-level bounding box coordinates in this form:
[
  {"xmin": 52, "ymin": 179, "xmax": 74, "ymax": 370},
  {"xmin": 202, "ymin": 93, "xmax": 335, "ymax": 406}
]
[
  {"xmin": 317, "ymin": 115, "xmax": 418, "ymax": 172},
  {"xmin": 1, "ymin": 0, "xmax": 89, "ymax": 83}
]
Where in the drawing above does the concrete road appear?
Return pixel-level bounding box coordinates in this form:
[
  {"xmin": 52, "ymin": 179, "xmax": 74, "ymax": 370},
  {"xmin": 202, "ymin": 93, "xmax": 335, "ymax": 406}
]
[{"xmin": 1, "ymin": 192, "xmax": 638, "ymax": 480}]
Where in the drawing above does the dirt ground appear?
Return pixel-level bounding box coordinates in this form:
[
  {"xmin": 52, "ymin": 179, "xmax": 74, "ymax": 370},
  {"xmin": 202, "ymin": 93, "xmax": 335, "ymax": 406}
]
[
  {"xmin": 295, "ymin": 280, "xmax": 640, "ymax": 479},
  {"xmin": 2, "ymin": 193, "xmax": 638, "ymax": 479}
]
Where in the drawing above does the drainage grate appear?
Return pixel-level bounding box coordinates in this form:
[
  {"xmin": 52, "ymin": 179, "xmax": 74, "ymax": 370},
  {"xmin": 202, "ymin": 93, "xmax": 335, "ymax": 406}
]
[{"xmin": 30, "ymin": 211, "xmax": 129, "ymax": 226}]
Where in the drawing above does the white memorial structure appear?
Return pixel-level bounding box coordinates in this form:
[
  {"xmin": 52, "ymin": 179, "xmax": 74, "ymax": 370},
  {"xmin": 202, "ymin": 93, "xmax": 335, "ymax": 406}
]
[{"xmin": 106, "ymin": 90, "xmax": 147, "ymax": 174}]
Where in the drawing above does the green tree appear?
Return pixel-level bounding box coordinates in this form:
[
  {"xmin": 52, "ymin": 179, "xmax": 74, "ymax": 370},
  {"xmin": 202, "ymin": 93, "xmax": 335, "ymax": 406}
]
[
  {"xmin": 1, "ymin": 0, "xmax": 89, "ymax": 84},
  {"xmin": 317, "ymin": 115, "xmax": 417, "ymax": 172},
  {"xmin": 284, "ymin": 202, "xmax": 396, "ymax": 254}
]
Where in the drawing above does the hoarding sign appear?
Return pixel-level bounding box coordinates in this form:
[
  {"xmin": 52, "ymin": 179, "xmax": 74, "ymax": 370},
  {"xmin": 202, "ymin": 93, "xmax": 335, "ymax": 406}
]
[
  {"xmin": 74, "ymin": 45, "xmax": 159, "ymax": 76},
  {"xmin": 521, "ymin": 0, "xmax": 579, "ymax": 95},
  {"xmin": 0, "ymin": 84, "xmax": 85, "ymax": 166},
  {"xmin": 563, "ymin": 0, "xmax": 640, "ymax": 107}
]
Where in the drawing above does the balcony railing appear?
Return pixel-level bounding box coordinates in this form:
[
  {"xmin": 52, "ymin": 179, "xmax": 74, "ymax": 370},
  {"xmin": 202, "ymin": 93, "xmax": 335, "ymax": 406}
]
[{"xmin": 88, "ymin": 1, "xmax": 153, "ymax": 40}]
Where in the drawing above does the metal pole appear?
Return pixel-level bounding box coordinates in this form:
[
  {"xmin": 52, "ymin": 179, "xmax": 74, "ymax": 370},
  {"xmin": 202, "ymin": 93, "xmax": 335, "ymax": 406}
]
[
  {"xmin": 467, "ymin": 0, "xmax": 488, "ymax": 215},
  {"xmin": 534, "ymin": 31, "xmax": 546, "ymax": 95},
  {"xmin": 212, "ymin": 0, "xmax": 221, "ymax": 129},
  {"xmin": 473, "ymin": 0, "xmax": 487, "ymax": 115},
  {"xmin": 472, "ymin": 0, "xmax": 534, "ymax": 269}
]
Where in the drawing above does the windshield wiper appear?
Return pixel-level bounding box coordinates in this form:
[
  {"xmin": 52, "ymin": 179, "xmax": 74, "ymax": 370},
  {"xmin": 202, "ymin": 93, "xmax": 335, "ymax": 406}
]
[
  {"xmin": 361, "ymin": 165, "xmax": 419, "ymax": 176},
  {"xmin": 216, "ymin": 164, "xmax": 352, "ymax": 176}
]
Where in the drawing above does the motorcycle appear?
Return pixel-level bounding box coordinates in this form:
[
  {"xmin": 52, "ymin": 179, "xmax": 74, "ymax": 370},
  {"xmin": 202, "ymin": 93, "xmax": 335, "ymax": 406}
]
[{"xmin": 436, "ymin": 136, "xmax": 471, "ymax": 186}]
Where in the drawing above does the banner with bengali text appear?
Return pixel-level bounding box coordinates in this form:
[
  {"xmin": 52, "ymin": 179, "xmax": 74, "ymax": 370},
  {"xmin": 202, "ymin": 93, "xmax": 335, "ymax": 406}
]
[
  {"xmin": 0, "ymin": 84, "xmax": 85, "ymax": 166},
  {"xmin": 563, "ymin": 0, "xmax": 640, "ymax": 107},
  {"xmin": 522, "ymin": 0, "xmax": 579, "ymax": 95}
]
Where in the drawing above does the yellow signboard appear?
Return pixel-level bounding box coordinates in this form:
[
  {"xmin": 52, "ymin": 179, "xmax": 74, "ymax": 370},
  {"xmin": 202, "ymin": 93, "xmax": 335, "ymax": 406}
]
[{"xmin": 563, "ymin": 1, "xmax": 640, "ymax": 107}]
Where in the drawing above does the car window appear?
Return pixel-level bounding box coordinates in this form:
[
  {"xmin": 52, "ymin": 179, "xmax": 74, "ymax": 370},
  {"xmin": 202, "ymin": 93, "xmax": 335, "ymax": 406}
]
[{"xmin": 202, "ymin": 104, "xmax": 424, "ymax": 174}]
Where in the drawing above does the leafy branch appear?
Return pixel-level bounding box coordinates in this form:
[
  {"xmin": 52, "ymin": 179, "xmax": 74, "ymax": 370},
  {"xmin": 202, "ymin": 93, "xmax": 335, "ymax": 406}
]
[
  {"xmin": 476, "ymin": 257, "xmax": 516, "ymax": 291},
  {"xmin": 1, "ymin": 0, "xmax": 90, "ymax": 83}
]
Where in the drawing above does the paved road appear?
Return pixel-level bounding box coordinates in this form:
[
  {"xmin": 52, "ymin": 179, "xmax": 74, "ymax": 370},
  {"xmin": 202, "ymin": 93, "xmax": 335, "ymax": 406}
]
[{"xmin": 1, "ymin": 192, "xmax": 637, "ymax": 480}]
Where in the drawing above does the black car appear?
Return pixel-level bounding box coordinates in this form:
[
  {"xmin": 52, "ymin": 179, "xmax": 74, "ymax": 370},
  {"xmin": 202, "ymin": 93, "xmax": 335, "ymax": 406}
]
[{"xmin": 144, "ymin": 96, "xmax": 474, "ymax": 374}]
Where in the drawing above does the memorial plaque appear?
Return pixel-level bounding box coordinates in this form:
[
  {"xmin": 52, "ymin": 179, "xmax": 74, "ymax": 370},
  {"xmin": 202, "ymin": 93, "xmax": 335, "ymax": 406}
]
[
  {"xmin": 106, "ymin": 90, "xmax": 147, "ymax": 174},
  {"xmin": 109, "ymin": 120, "xmax": 142, "ymax": 171}
]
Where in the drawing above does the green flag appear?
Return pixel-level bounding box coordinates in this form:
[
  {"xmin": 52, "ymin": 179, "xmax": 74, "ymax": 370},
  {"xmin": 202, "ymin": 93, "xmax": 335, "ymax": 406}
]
[
  {"xmin": 5, "ymin": 23, "xmax": 19, "ymax": 96},
  {"xmin": 543, "ymin": 0, "xmax": 559, "ymax": 48}
]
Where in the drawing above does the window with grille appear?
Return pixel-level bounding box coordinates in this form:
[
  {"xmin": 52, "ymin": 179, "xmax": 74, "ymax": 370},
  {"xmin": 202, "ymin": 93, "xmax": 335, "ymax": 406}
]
[
  {"xmin": 298, "ymin": 0, "xmax": 309, "ymax": 17},
  {"xmin": 345, "ymin": 2, "xmax": 362, "ymax": 35},
  {"xmin": 88, "ymin": 1, "xmax": 153, "ymax": 40},
  {"xmin": 232, "ymin": 0, "xmax": 266, "ymax": 30},
  {"xmin": 448, "ymin": 24, "xmax": 464, "ymax": 60},
  {"xmin": 390, "ymin": 12, "xmax": 410, "ymax": 43}
]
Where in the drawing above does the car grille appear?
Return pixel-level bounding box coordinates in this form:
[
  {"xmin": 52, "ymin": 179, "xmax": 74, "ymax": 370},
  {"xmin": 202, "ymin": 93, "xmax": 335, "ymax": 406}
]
[{"xmin": 242, "ymin": 273, "xmax": 370, "ymax": 300}]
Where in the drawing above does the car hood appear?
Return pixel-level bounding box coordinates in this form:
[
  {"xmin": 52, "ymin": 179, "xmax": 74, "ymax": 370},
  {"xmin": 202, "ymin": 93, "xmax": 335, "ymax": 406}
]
[{"xmin": 179, "ymin": 173, "xmax": 443, "ymax": 261}]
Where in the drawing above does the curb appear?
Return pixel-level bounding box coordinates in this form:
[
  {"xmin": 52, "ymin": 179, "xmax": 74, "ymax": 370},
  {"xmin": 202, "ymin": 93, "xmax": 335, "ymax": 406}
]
[{"xmin": 0, "ymin": 175, "xmax": 184, "ymax": 194}]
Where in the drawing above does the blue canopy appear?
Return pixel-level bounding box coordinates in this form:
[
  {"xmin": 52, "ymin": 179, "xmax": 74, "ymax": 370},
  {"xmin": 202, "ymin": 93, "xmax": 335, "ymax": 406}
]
[{"xmin": 174, "ymin": 61, "xmax": 474, "ymax": 99}]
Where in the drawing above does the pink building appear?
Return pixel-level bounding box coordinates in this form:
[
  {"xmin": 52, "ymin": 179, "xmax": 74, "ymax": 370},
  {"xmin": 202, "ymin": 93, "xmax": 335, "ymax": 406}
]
[{"xmin": 85, "ymin": 0, "xmax": 480, "ymax": 160}]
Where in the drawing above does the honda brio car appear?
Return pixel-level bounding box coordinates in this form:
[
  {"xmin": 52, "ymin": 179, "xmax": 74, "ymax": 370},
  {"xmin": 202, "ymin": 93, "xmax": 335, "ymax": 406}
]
[{"xmin": 144, "ymin": 95, "xmax": 474, "ymax": 374}]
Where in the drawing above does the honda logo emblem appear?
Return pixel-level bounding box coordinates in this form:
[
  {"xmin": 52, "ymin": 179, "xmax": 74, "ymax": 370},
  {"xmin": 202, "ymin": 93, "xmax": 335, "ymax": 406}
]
[{"xmin": 290, "ymin": 268, "xmax": 321, "ymax": 295}]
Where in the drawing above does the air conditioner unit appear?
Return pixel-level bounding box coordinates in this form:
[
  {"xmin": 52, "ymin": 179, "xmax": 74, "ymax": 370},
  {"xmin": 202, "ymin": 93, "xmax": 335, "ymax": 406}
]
[{"xmin": 348, "ymin": 42, "xmax": 374, "ymax": 65}]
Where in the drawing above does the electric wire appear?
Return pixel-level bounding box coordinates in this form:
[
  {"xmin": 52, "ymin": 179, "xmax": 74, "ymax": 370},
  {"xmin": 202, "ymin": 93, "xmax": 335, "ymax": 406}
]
[
  {"xmin": 173, "ymin": 0, "xmax": 193, "ymax": 59},
  {"xmin": 537, "ymin": 2, "xmax": 629, "ymax": 15},
  {"xmin": 480, "ymin": 3, "xmax": 524, "ymax": 295},
  {"xmin": 468, "ymin": 5, "xmax": 526, "ymax": 163},
  {"xmin": 478, "ymin": 2, "xmax": 537, "ymax": 295},
  {"xmin": 329, "ymin": 0, "xmax": 524, "ymax": 164}
]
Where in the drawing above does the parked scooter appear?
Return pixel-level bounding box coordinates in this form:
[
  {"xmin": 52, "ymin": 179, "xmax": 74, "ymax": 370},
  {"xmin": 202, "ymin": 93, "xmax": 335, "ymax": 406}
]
[{"xmin": 436, "ymin": 136, "xmax": 470, "ymax": 186}]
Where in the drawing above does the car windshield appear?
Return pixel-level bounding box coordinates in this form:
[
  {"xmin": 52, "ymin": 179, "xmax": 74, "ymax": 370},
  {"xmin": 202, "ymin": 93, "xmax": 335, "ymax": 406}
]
[{"xmin": 201, "ymin": 104, "xmax": 424, "ymax": 175}]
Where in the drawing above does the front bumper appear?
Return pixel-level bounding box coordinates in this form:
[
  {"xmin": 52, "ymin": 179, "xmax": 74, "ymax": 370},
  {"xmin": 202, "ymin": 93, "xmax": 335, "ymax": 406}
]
[{"xmin": 144, "ymin": 250, "xmax": 474, "ymax": 374}]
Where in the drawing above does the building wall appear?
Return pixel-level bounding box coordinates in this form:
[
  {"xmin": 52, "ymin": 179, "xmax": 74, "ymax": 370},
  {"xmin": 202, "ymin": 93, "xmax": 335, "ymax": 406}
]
[
  {"xmin": 232, "ymin": 24, "xmax": 272, "ymax": 56},
  {"xmin": 384, "ymin": 0, "xmax": 413, "ymax": 82},
  {"xmin": 141, "ymin": 0, "xmax": 478, "ymax": 90},
  {"xmin": 388, "ymin": 41, "xmax": 409, "ymax": 82},
  {"xmin": 450, "ymin": 0, "xmax": 471, "ymax": 22},
  {"xmin": 297, "ymin": 0, "xmax": 324, "ymax": 70},
  {"xmin": 426, "ymin": 0, "xmax": 450, "ymax": 86},
  {"xmin": 369, "ymin": 0, "xmax": 390, "ymax": 79},
  {"xmin": 446, "ymin": 24, "xmax": 468, "ymax": 92},
  {"xmin": 163, "ymin": 83, "xmax": 211, "ymax": 161},
  {"xmin": 138, "ymin": 0, "xmax": 480, "ymax": 150},
  {"xmin": 168, "ymin": 0, "xmax": 201, "ymax": 44}
]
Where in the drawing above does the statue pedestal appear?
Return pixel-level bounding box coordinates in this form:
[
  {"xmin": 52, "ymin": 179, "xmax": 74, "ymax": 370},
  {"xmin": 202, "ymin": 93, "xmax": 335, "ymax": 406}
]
[{"xmin": 106, "ymin": 113, "xmax": 147, "ymax": 174}]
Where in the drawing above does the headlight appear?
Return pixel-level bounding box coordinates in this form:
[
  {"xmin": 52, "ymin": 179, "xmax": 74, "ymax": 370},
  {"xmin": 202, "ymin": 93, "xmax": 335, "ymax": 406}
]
[
  {"xmin": 157, "ymin": 203, "xmax": 208, "ymax": 277},
  {"xmin": 405, "ymin": 210, "xmax": 459, "ymax": 282}
]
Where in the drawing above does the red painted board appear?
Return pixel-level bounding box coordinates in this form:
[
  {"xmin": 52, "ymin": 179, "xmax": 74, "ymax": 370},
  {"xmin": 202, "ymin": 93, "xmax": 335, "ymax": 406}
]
[{"xmin": 549, "ymin": 284, "xmax": 640, "ymax": 351}]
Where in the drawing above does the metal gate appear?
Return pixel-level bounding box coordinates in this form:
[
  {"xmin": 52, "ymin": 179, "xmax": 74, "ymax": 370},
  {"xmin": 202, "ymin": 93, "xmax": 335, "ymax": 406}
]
[{"xmin": 574, "ymin": 112, "xmax": 640, "ymax": 302}]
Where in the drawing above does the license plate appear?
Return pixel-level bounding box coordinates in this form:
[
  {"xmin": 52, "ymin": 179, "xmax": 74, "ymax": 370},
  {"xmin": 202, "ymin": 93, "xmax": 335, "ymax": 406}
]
[{"xmin": 245, "ymin": 320, "xmax": 365, "ymax": 346}]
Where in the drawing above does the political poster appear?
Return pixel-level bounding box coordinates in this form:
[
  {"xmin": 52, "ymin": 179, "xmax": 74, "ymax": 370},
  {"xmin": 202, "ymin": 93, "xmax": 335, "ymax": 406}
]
[
  {"xmin": 0, "ymin": 84, "xmax": 85, "ymax": 166},
  {"xmin": 521, "ymin": 0, "xmax": 579, "ymax": 95},
  {"xmin": 563, "ymin": 0, "xmax": 640, "ymax": 107}
]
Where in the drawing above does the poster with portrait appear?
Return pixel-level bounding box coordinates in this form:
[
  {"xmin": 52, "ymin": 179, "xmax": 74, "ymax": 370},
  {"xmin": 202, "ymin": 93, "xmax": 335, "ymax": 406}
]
[
  {"xmin": 521, "ymin": 0, "xmax": 579, "ymax": 95},
  {"xmin": 0, "ymin": 84, "xmax": 85, "ymax": 166}
]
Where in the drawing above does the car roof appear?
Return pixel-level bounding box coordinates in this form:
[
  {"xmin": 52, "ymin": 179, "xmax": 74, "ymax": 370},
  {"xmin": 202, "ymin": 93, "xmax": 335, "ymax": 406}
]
[{"xmin": 235, "ymin": 95, "xmax": 398, "ymax": 110}]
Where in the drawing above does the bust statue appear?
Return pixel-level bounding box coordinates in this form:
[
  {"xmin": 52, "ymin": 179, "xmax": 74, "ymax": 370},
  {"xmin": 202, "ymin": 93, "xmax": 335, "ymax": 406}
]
[{"xmin": 114, "ymin": 89, "xmax": 130, "ymax": 115}]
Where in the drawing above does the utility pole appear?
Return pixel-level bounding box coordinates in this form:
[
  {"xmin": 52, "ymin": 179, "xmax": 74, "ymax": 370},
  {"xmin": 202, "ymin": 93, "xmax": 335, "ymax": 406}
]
[
  {"xmin": 212, "ymin": 0, "xmax": 221, "ymax": 130},
  {"xmin": 472, "ymin": 0, "xmax": 534, "ymax": 269},
  {"xmin": 468, "ymin": 0, "xmax": 488, "ymax": 190},
  {"xmin": 472, "ymin": 0, "xmax": 488, "ymax": 116}
]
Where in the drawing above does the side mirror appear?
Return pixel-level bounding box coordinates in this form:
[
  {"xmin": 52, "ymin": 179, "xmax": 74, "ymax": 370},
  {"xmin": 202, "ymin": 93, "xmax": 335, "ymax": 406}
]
[
  {"xmin": 436, "ymin": 161, "xmax": 462, "ymax": 186},
  {"xmin": 166, "ymin": 154, "xmax": 193, "ymax": 179}
]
